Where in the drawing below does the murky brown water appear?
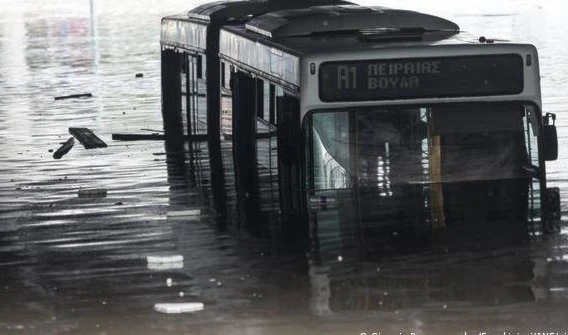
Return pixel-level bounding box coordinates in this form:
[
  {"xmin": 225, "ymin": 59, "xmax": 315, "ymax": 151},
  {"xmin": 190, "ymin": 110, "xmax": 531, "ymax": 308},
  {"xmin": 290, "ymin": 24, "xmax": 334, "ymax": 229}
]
[{"xmin": 1, "ymin": 0, "xmax": 568, "ymax": 334}]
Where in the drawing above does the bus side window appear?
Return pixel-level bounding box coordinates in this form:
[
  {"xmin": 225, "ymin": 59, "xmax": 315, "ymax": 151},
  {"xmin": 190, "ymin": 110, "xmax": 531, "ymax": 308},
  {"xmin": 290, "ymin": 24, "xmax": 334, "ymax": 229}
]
[
  {"xmin": 181, "ymin": 53, "xmax": 189, "ymax": 137},
  {"xmin": 256, "ymin": 78, "xmax": 264, "ymax": 120},
  {"xmin": 221, "ymin": 62, "xmax": 226, "ymax": 88},
  {"xmin": 220, "ymin": 62, "xmax": 233, "ymax": 138},
  {"xmin": 221, "ymin": 61, "xmax": 233, "ymax": 89},
  {"xmin": 274, "ymin": 86, "xmax": 284, "ymax": 126},
  {"xmin": 196, "ymin": 54, "xmax": 203, "ymax": 79},
  {"xmin": 269, "ymin": 84, "xmax": 276, "ymax": 125},
  {"xmin": 182, "ymin": 53, "xmax": 208, "ymax": 137}
]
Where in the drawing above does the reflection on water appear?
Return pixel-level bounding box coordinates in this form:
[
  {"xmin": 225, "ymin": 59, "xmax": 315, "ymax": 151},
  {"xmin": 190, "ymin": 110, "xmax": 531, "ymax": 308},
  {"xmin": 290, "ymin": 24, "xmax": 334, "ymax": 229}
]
[{"xmin": 0, "ymin": 0, "xmax": 568, "ymax": 333}]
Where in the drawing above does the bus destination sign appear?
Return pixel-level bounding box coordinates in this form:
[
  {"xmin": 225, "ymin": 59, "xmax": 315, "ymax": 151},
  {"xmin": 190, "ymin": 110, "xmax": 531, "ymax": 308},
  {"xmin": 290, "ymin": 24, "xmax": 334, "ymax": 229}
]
[{"xmin": 318, "ymin": 54, "xmax": 524, "ymax": 102}]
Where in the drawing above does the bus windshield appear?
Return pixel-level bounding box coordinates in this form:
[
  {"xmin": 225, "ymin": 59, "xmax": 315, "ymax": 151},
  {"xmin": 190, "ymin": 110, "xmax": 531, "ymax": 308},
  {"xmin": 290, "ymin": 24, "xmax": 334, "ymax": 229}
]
[{"xmin": 306, "ymin": 103, "xmax": 541, "ymax": 192}]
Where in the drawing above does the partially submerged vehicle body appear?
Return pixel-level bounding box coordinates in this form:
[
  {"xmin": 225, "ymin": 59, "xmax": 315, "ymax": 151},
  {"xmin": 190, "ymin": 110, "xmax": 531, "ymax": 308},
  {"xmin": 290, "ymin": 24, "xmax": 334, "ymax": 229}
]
[{"xmin": 160, "ymin": 2, "xmax": 560, "ymax": 238}]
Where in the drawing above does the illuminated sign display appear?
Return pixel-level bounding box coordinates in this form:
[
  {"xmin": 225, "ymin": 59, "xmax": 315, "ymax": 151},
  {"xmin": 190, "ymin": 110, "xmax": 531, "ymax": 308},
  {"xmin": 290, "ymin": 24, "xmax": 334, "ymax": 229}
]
[{"xmin": 319, "ymin": 54, "xmax": 524, "ymax": 102}]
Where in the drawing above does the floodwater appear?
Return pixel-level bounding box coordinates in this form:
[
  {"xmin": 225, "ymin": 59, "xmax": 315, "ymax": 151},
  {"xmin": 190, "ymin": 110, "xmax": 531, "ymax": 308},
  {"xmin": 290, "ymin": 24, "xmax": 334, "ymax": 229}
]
[{"xmin": 0, "ymin": 0, "xmax": 568, "ymax": 334}]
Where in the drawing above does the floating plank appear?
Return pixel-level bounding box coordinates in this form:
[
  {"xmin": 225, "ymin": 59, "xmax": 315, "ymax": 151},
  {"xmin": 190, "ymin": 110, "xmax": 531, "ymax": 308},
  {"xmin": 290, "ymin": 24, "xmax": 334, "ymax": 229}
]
[
  {"xmin": 147, "ymin": 255, "xmax": 184, "ymax": 263},
  {"xmin": 147, "ymin": 255, "xmax": 184, "ymax": 270},
  {"xmin": 112, "ymin": 133, "xmax": 209, "ymax": 142},
  {"xmin": 167, "ymin": 209, "xmax": 201, "ymax": 217},
  {"xmin": 148, "ymin": 262, "xmax": 184, "ymax": 271},
  {"xmin": 167, "ymin": 209, "xmax": 201, "ymax": 221},
  {"xmin": 54, "ymin": 93, "xmax": 92, "ymax": 100},
  {"xmin": 53, "ymin": 137, "xmax": 75, "ymax": 159},
  {"xmin": 154, "ymin": 303, "xmax": 204, "ymax": 314},
  {"xmin": 69, "ymin": 127, "xmax": 107, "ymax": 149},
  {"xmin": 78, "ymin": 189, "xmax": 107, "ymax": 198},
  {"xmin": 140, "ymin": 128, "xmax": 164, "ymax": 133},
  {"xmin": 112, "ymin": 133, "xmax": 165, "ymax": 141}
]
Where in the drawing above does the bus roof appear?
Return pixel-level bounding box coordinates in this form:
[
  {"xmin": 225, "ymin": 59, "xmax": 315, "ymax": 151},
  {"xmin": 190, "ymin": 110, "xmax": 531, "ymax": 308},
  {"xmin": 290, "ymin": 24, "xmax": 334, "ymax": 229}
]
[
  {"xmin": 186, "ymin": 0, "xmax": 354, "ymax": 23},
  {"xmin": 220, "ymin": 5, "xmax": 466, "ymax": 58},
  {"xmin": 244, "ymin": 5, "xmax": 459, "ymax": 38},
  {"xmin": 223, "ymin": 25, "xmax": 472, "ymax": 56},
  {"xmin": 162, "ymin": 0, "xmax": 356, "ymax": 51}
]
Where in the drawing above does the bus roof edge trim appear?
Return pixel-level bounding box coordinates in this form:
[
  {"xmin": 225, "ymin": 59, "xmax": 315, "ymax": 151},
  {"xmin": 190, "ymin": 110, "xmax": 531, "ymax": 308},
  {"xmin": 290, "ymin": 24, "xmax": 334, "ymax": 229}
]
[
  {"xmin": 161, "ymin": 19, "xmax": 208, "ymax": 51},
  {"xmin": 220, "ymin": 30, "xmax": 300, "ymax": 87}
]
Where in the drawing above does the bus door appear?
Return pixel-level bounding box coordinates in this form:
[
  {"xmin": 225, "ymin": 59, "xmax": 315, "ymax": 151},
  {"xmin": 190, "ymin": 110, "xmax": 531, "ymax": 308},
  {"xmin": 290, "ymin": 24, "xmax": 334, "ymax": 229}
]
[
  {"xmin": 308, "ymin": 108, "xmax": 428, "ymax": 244},
  {"xmin": 348, "ymin": 109, "xmax": 427, "ymax": 233}
]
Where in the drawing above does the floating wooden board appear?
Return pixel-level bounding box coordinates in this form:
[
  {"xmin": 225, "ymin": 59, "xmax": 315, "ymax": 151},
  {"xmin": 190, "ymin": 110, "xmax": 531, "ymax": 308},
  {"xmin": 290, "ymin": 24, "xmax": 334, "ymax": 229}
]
[
  {"xmin": 112, "ymin": 133, "xmax": 165, "ymax": 141},
  {"xmin": 78, "ymin": 189, "xmax": 107, "ymax": 198},
  {"xmin": 154, "ymin": 303, "xmax": 203, "ymax": 314},
  {"xmin": 111, "ymin": 133, "xmax": 209, "ymax": 142},
  {"xmin": 69, "ymin": 127, "xmax": 107, "ymax": 149},
  {"xmin": 53, "ymin": 137, "xmax": 75, "ymax": 159},
  {"xmin": 54, "ymin": 93, "xmax": 92, "ymax": 100}
]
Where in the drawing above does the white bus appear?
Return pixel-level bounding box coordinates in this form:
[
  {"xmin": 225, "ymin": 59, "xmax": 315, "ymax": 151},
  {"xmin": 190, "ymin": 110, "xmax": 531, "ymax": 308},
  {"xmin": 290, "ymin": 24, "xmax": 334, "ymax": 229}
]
[{"xmin": 162, "ymin": 3, "xmax": 560, "ymax": 234}]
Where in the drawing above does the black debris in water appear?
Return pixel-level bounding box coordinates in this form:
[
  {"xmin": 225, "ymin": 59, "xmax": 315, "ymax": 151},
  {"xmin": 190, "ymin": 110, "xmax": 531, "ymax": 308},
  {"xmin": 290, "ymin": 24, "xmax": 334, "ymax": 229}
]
[
  {"xmin": 54, "ymin": 93, "xmax": 93, "ymax": 100},
  {"xmin": 53, "ymin": 137, "xmax": 75, "ymax": 159},
  {"xmin": 69, "ymin": 127, "xmax": 107, "ymax": 149},
  {"xmin": 111, "ymin": 133, "xmax": 209, "ymax": 142},
  {"xmin": 78, "ymin": 189, "xmax": 108, "ymax": 198},
  {"xmin": 112, "ymin": 133, "xmax": 165, "ymax": 141},
  {"xmin": 135, "ymin": 73, "xmax": 144, "ymax": 78}
]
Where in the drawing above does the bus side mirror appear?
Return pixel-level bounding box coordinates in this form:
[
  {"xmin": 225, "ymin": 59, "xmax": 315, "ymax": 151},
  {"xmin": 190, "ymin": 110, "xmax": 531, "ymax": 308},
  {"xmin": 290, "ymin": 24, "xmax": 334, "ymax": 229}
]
[{"xmin": 543, "ymin": 113, "xmax": 558, "ymax": 161}]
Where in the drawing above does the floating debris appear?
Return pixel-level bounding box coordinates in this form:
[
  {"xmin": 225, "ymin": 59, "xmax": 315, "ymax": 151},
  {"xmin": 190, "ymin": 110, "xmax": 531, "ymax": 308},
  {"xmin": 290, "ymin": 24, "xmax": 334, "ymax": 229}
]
[
  {"xmin": 54, "ymin": 93, "xmax": 92, "ymax": 101},
  {"xmin": 147, "ymin": 255, "xmax": 184, "ymax": 270},
  {"xmin": 69, "ymin": 127, "xmax": 107, "ymax": 149},
  {"xmin": 140, "ymin": 128, "xmax": 164, "ymax": 133},
  {"xmin": 78, "ymin": 189, "xmax": 107, "ymax": 198},
  {"xmin": 154, "ymin": 303, "xmax": 204, "ymax": 314},
  {"xmin": 135, "ymin": 73, "xmax": 144, "ymax": 78},
  {"xmin": 147, "ymin": 255, "xmax": 184, "ymax": 263},
  {"xmin": 111, "ymin": 133, "xmax": 209, "ymax": 142},
  {"xmin": 147, "ymin": 262, "xmax": 183, "ymax": 271},
  {"xmin": 53, "ymin": 138, "xmax": 75, "ymax": 159},
  {"xmin": 168, "ymin": 209, "xmax": 201, "ymax": 217},
  {"xmin": 112, "ymin": 133, "xmax": 164, "ymax": 141},
  {"xmin": 167, "ymin": 209, "xmax": 201, "ymax": 221}
]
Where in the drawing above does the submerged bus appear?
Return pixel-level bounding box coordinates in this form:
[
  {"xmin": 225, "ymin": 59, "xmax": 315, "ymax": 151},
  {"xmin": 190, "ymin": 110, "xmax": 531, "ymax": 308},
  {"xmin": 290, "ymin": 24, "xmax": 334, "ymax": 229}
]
[
  {"xmin": 160, "ymin": 0, "xmax": 353, "ymax": 220},
  {"xmin": 160, "ymin": 2, "xmax": 560, "ymax": 235}
]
